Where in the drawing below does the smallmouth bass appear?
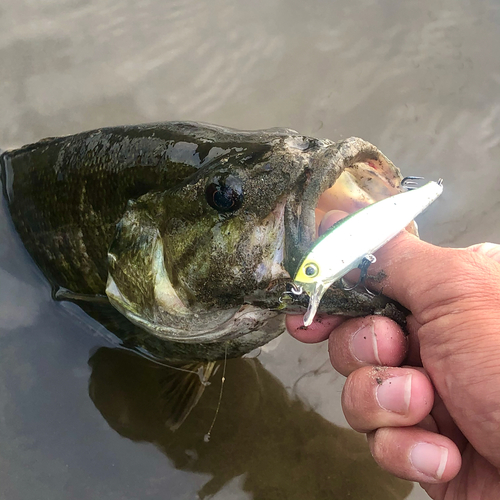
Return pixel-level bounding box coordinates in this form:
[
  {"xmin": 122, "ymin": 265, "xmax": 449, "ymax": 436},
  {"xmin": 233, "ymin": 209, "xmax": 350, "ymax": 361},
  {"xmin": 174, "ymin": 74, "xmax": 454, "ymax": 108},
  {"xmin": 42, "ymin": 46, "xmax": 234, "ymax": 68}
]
[{"xmin": 1, "ymin": 122, "xmax": 410, "ymax": 363}]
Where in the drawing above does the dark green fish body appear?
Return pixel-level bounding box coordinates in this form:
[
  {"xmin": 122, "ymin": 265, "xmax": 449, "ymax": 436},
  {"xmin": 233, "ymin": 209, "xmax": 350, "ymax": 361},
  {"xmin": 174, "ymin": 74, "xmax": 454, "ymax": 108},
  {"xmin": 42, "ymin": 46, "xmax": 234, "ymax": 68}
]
[
  {"xmin": 2, "ymin": 122, "xmax": 270, "ymax": 296},
  {"xmin": 1, "ymin": 122, "xmax": 408, "ymax": 363}
]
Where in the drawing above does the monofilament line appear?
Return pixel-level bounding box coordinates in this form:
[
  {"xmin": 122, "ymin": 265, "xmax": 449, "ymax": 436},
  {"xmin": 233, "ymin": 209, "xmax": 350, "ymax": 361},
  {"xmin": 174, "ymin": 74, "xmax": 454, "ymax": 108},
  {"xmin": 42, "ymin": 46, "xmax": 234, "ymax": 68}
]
[{"xmin": 204, "ymin": 344, "xmax": 228, "ymax": 443}]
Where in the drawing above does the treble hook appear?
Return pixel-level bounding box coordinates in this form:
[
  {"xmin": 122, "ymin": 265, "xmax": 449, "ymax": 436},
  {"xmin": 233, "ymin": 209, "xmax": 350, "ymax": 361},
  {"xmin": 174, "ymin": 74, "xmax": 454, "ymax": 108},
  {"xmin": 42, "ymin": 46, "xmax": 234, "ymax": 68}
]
[
  {"xmin": 401, "ymin": 176, "xmax": 425, "ymax": 190},
  {"xmin": 340, "ymin": 254, "xmax": 377, "ymax": 292}
]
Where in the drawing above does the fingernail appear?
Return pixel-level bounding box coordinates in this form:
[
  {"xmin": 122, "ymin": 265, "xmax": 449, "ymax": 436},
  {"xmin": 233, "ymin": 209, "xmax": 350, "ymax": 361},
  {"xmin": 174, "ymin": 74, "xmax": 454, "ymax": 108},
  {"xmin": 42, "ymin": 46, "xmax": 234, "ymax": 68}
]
[
  {"xmin": 351, "ymin": 322, "xmax": 382, "ymax": 365},
  {"xmin": 375, "ymin": 374, "xmax": 412, "ymax": 414},
  {"xmin": 410, "ymin": 443, "xmax": 449, "ymax": 480}
]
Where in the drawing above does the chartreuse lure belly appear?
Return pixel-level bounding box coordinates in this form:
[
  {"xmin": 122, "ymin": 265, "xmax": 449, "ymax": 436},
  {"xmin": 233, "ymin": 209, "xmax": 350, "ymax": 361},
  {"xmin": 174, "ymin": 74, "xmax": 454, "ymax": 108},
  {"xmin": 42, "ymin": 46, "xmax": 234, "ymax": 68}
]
[{"xmin": 294, "ymin": 180, "xmax": 444, "ymax": 326}]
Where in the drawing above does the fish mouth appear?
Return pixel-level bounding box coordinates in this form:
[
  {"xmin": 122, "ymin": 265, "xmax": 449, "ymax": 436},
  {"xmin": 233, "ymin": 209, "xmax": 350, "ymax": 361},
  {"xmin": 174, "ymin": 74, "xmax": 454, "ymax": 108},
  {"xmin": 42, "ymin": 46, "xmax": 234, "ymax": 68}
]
[{"xmin": 284, "ymin": 137, "xmax": 407, "ymax": 276}]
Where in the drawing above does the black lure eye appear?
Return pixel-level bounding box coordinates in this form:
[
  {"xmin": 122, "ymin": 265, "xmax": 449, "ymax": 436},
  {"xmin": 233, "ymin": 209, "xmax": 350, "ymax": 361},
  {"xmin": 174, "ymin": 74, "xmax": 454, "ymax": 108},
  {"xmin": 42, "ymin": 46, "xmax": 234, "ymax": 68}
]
[
  {"xmin": 304, "ymin": 263, "xmax": 319, "ymax": 277},
  {"xmin": 205, "ymin": 175, "xmax": 244, "ymax": 213}
]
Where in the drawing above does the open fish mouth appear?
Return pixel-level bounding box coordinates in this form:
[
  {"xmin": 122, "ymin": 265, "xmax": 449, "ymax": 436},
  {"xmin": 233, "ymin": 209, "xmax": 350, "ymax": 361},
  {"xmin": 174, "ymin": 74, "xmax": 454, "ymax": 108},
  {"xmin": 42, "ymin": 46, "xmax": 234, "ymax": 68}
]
[{"xmin": 284, "ymin": 137, "xmax": 410, "ymax": 277}]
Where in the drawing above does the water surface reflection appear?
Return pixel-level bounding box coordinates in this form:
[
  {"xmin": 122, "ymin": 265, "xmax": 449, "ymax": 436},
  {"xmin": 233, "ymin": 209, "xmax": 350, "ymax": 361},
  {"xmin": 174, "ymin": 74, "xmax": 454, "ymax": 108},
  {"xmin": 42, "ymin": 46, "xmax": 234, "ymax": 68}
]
[{"xmin": 89, "ymin": 347, "xmax": 412, "ymax": 499}]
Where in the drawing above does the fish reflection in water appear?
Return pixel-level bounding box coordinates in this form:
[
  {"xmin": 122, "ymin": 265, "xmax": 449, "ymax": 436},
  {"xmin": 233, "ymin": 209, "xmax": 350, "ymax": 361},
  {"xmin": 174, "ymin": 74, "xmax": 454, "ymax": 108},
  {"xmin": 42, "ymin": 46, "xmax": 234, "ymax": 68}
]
[{"xmin": 89, "ymin": 347, "xmax": 413, "ymax": 499}]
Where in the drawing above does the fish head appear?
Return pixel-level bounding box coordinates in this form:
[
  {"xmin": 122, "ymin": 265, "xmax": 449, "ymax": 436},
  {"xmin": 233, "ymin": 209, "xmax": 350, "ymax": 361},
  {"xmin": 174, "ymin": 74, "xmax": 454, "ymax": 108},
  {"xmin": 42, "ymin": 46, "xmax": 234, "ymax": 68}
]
[{"xmin": 105, "ymin": 130, "xmax": 409, "ymax": 343}]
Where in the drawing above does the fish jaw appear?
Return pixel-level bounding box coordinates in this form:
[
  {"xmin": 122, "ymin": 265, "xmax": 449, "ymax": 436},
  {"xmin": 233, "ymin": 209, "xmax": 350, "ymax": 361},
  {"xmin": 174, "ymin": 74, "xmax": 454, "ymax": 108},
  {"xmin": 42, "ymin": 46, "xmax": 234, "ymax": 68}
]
[
  {"xmin": 108, "ymin": 268, "xmax": 285, "ymax": 345},
  {"xmin": 284, "ymin": 136, "xmax": 409, "ymax": 278}
]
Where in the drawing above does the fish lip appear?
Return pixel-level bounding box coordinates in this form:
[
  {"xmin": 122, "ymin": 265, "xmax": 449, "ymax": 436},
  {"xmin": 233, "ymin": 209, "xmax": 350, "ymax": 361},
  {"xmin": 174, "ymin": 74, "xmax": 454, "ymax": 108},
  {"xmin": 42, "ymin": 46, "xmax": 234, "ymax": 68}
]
[{"xmin": 284, "ymin": 137, "xmax": 401, "ymax": 277}]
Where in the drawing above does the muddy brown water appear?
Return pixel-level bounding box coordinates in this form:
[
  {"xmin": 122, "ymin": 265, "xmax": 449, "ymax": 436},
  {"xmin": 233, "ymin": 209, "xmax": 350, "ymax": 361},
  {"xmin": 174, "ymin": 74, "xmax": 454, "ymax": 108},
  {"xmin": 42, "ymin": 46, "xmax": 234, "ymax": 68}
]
[{"xmin": 1, "ymin": 1, "xmax": 500, "ymax": 499}]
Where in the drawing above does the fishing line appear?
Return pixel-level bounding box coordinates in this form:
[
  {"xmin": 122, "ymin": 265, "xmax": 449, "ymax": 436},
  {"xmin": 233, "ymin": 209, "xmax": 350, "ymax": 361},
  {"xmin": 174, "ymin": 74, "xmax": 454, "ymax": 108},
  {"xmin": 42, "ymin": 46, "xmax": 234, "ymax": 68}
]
[{"xmin": 204, "ymin": 344, "xmax": 228, "ymax": 443}]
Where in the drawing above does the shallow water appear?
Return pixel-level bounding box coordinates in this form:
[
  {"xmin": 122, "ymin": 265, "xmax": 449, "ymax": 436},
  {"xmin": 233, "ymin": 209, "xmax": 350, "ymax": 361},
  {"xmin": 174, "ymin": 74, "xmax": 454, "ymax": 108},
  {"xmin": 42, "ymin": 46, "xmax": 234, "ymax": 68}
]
[{"xmin": 1, "ymin": 0, "xmax": 500, "ymax": 499}]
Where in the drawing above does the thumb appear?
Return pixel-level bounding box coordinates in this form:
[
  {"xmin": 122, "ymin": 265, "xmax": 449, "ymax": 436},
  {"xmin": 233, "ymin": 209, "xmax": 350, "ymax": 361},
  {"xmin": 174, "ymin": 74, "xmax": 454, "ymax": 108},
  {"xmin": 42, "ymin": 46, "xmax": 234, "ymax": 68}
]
[
  {"xmin": 370, "ymin": 233, "xmax": 500, "ymax": 467},
  {"xmin": 368, "ymin": 233, "xmax": 500, "ymax": 326}
]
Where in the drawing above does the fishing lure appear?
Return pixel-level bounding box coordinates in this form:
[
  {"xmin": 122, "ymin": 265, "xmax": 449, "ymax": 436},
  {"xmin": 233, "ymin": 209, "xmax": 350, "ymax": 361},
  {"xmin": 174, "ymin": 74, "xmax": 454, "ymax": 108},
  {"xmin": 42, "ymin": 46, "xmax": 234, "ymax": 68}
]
[{"xmin": 293, "ymin": 178, "xmax": 444, "ymax": 326}]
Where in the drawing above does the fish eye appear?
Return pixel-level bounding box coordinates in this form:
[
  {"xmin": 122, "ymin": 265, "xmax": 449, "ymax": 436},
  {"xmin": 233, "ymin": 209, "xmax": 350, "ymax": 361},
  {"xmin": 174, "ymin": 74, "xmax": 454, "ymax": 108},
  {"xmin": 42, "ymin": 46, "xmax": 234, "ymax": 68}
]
[
  {"xmin": 205, "ymin": 174, "xmax": 244, "ymax": 213},
  {"xmin": 304, "ymin": 263, "xmax": 319, "ymax": 277}
]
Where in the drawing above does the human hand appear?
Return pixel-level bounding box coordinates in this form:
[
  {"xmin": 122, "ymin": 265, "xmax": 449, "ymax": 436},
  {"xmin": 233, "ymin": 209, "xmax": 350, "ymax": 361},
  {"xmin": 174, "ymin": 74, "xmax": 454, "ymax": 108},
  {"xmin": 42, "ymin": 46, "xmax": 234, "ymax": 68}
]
[{"xmin": 287, "ymin": 211, "xmax": 500, "ymax": 499}]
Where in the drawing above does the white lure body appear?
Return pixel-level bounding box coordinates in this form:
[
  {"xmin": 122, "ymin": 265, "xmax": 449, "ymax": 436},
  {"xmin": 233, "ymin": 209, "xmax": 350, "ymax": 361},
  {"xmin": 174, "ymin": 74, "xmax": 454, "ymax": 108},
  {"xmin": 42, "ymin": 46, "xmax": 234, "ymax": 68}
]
[{"xmin": 294, "ymin": 180, "xmax": 444, "ymax": 326}]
